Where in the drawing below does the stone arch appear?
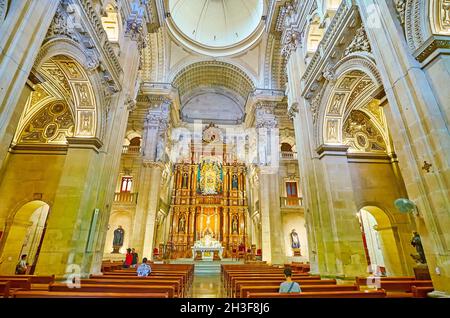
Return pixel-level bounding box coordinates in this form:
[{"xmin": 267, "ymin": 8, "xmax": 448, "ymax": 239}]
[
  {"xmin": 33, "ymin": 39, "xmax": 104, "ymax": 140},
  {"xmin": 0, "ymin": 200, "xmax": 50, "ymax": 275},
  {"xmin": 401, "ymin": 0, "xmax": 450, "ymax": 54},
  {"xmin": 357, "ymin": 205, "xmax": 411, "ymax": 276},
  {"xmin": 317, "ymin": 53, "xmax": 384, "ymax": 146}
]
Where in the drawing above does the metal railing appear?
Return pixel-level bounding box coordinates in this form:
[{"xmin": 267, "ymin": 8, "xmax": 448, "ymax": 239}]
[
  {"xmin": 280, "ymin": 196, "xmax": 303, "ymax": 208},
  {"xmin": 113, "ymin": 192, "xmax": 138, "ymax": 204}
]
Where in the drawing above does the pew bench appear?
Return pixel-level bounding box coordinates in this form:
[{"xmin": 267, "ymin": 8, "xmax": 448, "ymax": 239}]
[
  {"xmin": 90, "ymin": 274, "xmax": 186, "ymax": 293},
  {"xmin": 0, "ymin": 282, "xmax": 10, "ymax": 298},
  {"xmin": 246, "ymin": 290, "xmax": 387, "ymax": 298},
  {"xmin": 239, "ymin": 284, "xmax": 358, "ymax": 298},
  {"xmin": 0, "ymin": 278, "xmax": 31, "ymax": 291},
  {"xmin": 412, "ymin": 286, "xmax": 434, "ymax": 298},
  {"xmin": 13, "ymin": 291, "xmax": 169, "ymax": 298},
  {"xmin": 79, "ymin": 278, "xmax": 183, "ymax": 297},
  {"xmin": 378, "ymin": 280, "xmax": 433, "ymax": 292},
  {"xmin": 48, "ymin": 282, "xmax": 176, "ymax": 298},
  {"xmin": 231, "ymin": 279, "xmax": 337, "ymax": 298},
  {"xmin": 0, "ymin": 275, "xmax": 54, "ymax": 284}
]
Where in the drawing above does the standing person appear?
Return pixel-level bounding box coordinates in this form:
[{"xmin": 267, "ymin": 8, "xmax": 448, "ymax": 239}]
[
  {"xmin": 279, "ymin": 267, "xmax": 301, "ymax": 293},
  {"xmin": 131, "ymin": 248, "xmax": 138, "ymax": 268},
  {"xmin": 123, "ymin": 248, "xmax": 132, "ymax": 268},
  {"xmin": 137, "ymin": 258, "xmax": 152, "ymax": 277},
  {"xmin": 15, "ymin": 254, "xmax": 28, "ymax": 275}
]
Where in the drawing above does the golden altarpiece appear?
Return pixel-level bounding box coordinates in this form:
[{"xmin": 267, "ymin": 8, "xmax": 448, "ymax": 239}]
[{"xmin": 168, "ymin": 124, "xmax": 248, "ymax": 258}]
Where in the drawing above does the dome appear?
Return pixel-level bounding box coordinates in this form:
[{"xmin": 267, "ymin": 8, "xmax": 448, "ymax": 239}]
[{"xmin": 167, "ymin": 0, "xmax": 265, "ymax": 56}]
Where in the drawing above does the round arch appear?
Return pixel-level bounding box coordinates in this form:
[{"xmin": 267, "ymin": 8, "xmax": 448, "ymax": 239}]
[
  {"xmin": 357, "ymin": 205, "xmax": 408, "ymax": 276},
  {"xmin": 104, "ymin": 210, "xmax": 134, "ymax": 255},
  {"xmin": 316, "ymin": 53, "xmax": 384, "ymax": 146},
  {"xmin": 33, "ymin": 38, "xmax": 104, "ymax": 140},
  {"xmin": 0, "ymin": 201, "xmax": 50, "ymax": 275}
]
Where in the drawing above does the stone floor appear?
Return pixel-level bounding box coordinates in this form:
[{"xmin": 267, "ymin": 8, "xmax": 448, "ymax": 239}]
[{"xmin": 189, "ymin": 273, "xmax": 224, "ymax": 298}]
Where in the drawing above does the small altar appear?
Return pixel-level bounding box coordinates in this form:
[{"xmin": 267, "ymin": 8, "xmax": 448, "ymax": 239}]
[{"xmin": 191, "ymin": 235, "xmax": 223, "ymax": 261}]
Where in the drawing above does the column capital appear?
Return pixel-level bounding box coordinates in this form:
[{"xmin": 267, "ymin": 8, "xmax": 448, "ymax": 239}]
[
  {"xmin": 316, "ymin": 144, "xmax": 349, "ymax": 157},
  {"xmin": 66, "ymin": 137, "xmax": 103, "ymax": 152},
  {"xmin": 142, "ymin": 159, "xmax": 164, "ymax": 169}
]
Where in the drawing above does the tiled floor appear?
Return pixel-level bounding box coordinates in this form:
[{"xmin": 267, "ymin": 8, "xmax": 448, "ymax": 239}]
[{"xmin": 189, "ymin": 274, "xmax": 224, "ymax": 298}]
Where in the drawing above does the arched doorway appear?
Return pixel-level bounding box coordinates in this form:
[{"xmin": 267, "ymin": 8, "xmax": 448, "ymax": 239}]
[
  {"xmin": 0, "ymin": 201, "xmax": 50, "ymax": 274},
  {"xmin": 357, "ymin": 206, "xmax": 403, "ymax": 276}
]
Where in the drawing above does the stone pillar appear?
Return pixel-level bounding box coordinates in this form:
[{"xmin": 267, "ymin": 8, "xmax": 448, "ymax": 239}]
[
  {"xmin": 314, "ymin": 145, "xmax": 367, "ymax": 278},
  {"xmin": 34, "ymin": 138, "xmax": 104, "ymax": 278},
  {"xmin": 255, "ymin": 102, "xmax": 285, "ymax": 265},
  {"xmin": 131, "ymin": 100, "xmax": 170, "ymax": 259},
  {"xmin": 357, "ymin": 0, "xmax": 450, "ymax": 294},
  {"xmin": 0, "ymin": 0, "xmax": 59, "ymax": 174}
]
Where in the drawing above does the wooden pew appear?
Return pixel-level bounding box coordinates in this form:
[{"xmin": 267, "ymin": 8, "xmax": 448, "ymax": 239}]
[
  {"xmin": 240, "ymin": 284, "xmax": 359, "ymax": 298},
  {"xmin": 246, "ymin": 290, "xmax": 387, "ymax": 298},
  {"xmin": 0, "ymin": 275, "xmax": 54, "ymax": 284},
  {"xmin": 79, "ymin": 278, "xmax": 183, "ymax": 297},
  {"xmin": 379, "ymin": 280, "xmax": 433, "ymax": 292},
  {"xmin": 0, "ymin": 278, "xmax": 31, "ymax": 290},
  {"xmin": 412, "ymin": 286, "xmax": 434, "ymax": 298},
  {"xmin": 90, "ymin": 274, "xmax": 186, "ymax": 293},
  {"xmin": 13, "ymin": 291, "xmax": 169, "ymax": 298},
  {"xmin": 0, "ymin": 282, "xmax": 10, "ymax": 298},
  {"xmin": 48, "ymin": 282, "xmax": 176, "ymax": 298},
  {"xmin": 232, "ymin": 279, "xmax": 337, "ymax": 298},
  {"xmin": 356, "ymin": 276, "xmax": 416, "ymax": 286},
  {"xmin": 225, "ymin": 272, "xmax": 313, "ymax": 290}
]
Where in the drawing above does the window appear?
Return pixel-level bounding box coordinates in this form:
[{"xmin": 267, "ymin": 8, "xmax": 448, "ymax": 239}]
[
  {"xmin": 281, "ymin": 143, "xmax": 293, "ymax": 152},
  {"xmin": 286, "ymin": 182, "xmax": 298, "ymax": 197},
  {"xmin": 286, "ymin": 182, "xmax": 298, "ymax": 206},
  {"xmin": 121, "ymin": 177, "xmax": 133, "ymax": 193}
]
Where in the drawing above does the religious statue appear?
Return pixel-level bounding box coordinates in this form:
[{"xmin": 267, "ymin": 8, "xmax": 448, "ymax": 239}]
[
  {"xmin": 112, "ymin": 225, "xmax": 125, "ymax": 253},
  {"xmin": 182, "ymin": 173, "xmax": 188, "ymax": 189},
  {"xmin": 411, "ymin": 231, "xmax": 426, "ymax": 264},
  {"xmin": 178, "ymin": 215, "xmax": 186, "ymax": 233},
  {"xmin": 232, "ymin": 174, "xmax": 238, "ymax": 190},
  {"xmin": 290, "ymin": 229, "xmax": 300, "ymax": 249},
  {"xmin": 232, "ymin": 216, "xmax": 238, "ymax": 234}
]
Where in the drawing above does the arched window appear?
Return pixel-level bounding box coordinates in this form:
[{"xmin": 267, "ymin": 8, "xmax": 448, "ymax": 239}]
[{"xmin": 281, "ymin": 142, "xmax": 293, "ymax": 152}]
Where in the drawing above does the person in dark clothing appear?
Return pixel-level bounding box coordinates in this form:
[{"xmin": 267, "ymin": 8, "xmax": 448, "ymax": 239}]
[{"xmin": 131, "ymin": 248, "xmax": 138, "ymax": 268}]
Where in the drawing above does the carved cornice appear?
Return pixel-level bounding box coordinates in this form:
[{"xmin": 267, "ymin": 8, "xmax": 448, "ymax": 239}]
[
  {"xmin": 125, "ymin": 1, "xmax": 148, "ymax": 50},
  {"xmin": 9, "ymin": 144, "xmax": 68, "ymax": 155},
  {"xmin": 316, "ymin": 144, "xmax": 349, "ymax": 157},
  {"xmin": 45, "ymin": 1, "xmax": 122, "ymax": 91},
  {"xmin": 66, "ymin": 137, "xmax": 103, "ymax": 151},
  {"xmin": 301, "ymin": 0, "xmax": 355, "ymax": 90},
  {"xmin": 414, "ymin": 36, "xmax": 450, "ymax": 62},
  {"xmin": 281, "ymin": 29, "xmax": 302, "ymax": 59},
  {"xmin": 287, "ymin": 102, "xmax": 299, "ymax": 119},
  {"xmin": 343, "ymin": 25, "xmax": 372, "ymax": 56},
  {"xmin": 142, "ymin": 160, "xmax": 164, "ymax": 169}
]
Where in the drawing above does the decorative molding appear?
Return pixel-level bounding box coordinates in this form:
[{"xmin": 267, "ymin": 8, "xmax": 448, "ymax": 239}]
[
  {"xmin": 0, "ymin": 0, "xmax": 7, "ymax": 23},
  {"xmin": 66, "ymin": 136, "xmax": 103, "ymax": 150},
  {"xmin": 142, "ymin": 160, "xmax": 164, "ymax": 169},
  {"xmin": 281, "ymin": 30, "xmax": 302, "ymax": 59},
  {"xmin": 125, "ymin": 1, "xmax": 148, "ymax": 50},
  {"xmin": 316, "ymin": 144, "xmax": 349, "ymax": 157},
  {"xmin": 9, "ymin": 144, "xmax": 68, "ymax": 155},
  {"xmin": 287, "ymin": 102, "xmax": 299, "ymax": 119},
  {"xmin": 343, "ymin": 25, "xmax": 372, "ymax": 56}
]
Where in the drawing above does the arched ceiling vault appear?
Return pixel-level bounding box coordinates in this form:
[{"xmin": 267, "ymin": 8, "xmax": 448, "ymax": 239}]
[{"xmin": 172, "ymin": 61, "xmax": 256, "ymax": 104}]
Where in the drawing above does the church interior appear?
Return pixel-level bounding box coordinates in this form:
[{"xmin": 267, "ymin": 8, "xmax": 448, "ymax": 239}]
[{"xmin": 0, "ymin": 0, "xmax": 449, "ymax": 299}]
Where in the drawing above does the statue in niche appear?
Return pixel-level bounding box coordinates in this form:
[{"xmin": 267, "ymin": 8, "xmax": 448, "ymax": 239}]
[
  {"xmin": 232, "ymin": 215, "xmax": 239, "ymax": 234},
  {"xmin": 156, "ymin": 138, "xmax": 165, "ymax": 161},
  {"xmin": 232, "ymin": 174, "xmax": 238, "ymax": 190},
  {"xmin": 112, "ymin": 225, "xmax": 125, "ymax": 253},
  {"xmin": 182, "ymin": 173, "xmax": 189, "ymax": 189},
  {"xmin": 178, "ymin": 215, "xmax": 186, "ymax": 233},
  {"xmin": 290, "ymin": 229, "xmax": 301, "ymax": 249},
  {"xmin": 410, "ymin": 232, "xmax": 426, "ymax": 264}
]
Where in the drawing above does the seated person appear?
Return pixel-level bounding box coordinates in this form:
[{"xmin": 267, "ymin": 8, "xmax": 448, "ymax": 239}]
[
  {"xmin": 137, "ymin": 257, "xmax": 152, "ymax": 277},
  {"xmin": 15, "ymin": 254, "xmax": 28, "ymax": 275},
  {"xmin": 279, "ymin": 267, "xmax": 301, "ymax": 293}
]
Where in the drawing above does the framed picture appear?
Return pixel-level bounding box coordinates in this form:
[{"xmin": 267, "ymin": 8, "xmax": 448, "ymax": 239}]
[{"xmin": 85, "ymin": 208, "xmax": 99, "ymax": 252}]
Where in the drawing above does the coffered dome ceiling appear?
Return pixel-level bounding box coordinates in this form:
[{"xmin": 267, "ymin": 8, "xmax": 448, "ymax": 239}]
[{"xmin": 167, "ymin": 0, "xmax": 265, "ymax": 56}]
